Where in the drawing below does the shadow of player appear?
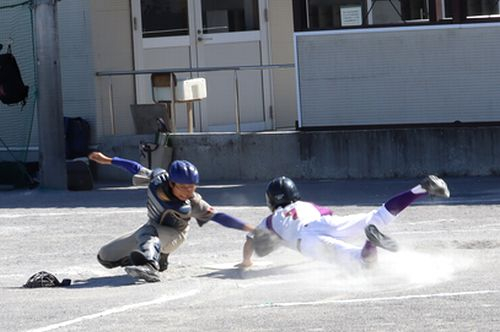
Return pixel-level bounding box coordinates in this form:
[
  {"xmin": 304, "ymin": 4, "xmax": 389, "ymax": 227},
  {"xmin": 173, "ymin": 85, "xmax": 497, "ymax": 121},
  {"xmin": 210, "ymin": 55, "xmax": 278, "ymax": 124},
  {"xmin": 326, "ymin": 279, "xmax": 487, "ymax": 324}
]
[
  {"xmin": 68, "ymin": 274, "xmax": 138, "ymax": 288},
  {"xmin": 196, "ymin": 263, "xmax": 302, "ymax": 280}
]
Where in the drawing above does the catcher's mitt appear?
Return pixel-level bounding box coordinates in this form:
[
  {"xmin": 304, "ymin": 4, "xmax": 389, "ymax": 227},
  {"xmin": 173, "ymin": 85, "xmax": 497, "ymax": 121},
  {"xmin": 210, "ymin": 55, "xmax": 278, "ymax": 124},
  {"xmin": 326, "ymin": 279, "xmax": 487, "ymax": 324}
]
[
  {"xmin": 23, "ymin": 271, "xmax": 71, "ymax": 288},
  {"xmin": 252, "ymin": 228, "xmax": 281, "ymax": 257}
]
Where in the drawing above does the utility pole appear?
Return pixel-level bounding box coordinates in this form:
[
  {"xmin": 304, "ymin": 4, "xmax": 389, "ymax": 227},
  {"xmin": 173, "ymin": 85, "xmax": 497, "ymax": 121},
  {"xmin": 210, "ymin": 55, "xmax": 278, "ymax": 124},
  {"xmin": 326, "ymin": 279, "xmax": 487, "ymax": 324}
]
[{"xmin": 33, "ymin": 0, "xmax": 67, "ymax": 189}]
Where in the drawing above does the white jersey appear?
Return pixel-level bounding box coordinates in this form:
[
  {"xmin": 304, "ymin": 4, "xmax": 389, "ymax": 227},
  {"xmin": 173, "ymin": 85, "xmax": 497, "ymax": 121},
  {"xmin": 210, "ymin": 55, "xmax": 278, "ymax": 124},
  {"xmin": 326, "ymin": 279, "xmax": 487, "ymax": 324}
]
[
  {"xmin": 256, "ymin": 200, "xmax": 396, "ymax": 264},
  {"xmin": 257, "ymin": 201, "xmax": 333, "ymax": 245}
]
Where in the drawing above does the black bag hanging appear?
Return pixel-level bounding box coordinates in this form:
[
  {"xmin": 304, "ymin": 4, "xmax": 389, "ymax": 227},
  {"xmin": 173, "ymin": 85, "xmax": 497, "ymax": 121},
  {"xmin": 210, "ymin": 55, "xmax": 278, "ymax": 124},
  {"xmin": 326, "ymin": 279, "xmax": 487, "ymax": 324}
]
[{"xmin": 0, "ymin": 47, "xmax": 29, "ymax": 106}]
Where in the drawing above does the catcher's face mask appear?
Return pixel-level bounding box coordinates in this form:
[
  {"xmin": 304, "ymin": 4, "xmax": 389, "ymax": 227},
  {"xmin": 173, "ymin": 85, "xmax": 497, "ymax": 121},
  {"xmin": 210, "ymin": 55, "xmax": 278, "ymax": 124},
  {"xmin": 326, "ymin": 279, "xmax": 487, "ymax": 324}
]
[{"xmin": 23, "ymin": 271, "xmax": 71, "ymax": 288}]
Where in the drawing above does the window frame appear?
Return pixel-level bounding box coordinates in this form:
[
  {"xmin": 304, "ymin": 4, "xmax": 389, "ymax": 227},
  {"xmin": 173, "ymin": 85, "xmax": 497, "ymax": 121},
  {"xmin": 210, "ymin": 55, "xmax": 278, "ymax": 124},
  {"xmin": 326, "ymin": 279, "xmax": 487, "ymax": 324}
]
[{"xmin": 292, "ymin": 0, "xmax": 500, "ymax": 31}]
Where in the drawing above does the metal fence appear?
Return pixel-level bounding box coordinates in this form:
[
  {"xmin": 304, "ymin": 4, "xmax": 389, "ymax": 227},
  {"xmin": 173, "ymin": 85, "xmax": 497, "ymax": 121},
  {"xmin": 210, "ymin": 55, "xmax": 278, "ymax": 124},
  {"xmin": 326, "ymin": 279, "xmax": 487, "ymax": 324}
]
[{"xmin": 96, "ymin": 63, "xmax": 294, "ymax": 134}]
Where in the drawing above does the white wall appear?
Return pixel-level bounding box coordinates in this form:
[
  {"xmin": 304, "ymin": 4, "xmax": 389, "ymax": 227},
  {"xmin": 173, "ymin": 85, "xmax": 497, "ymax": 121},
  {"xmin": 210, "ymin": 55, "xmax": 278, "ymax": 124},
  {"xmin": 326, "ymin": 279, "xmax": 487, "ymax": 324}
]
[
  {"xmin": 57, "ymin": 1, "xmax": 96, "ymax": 138},
  {"xmin": 268, "ymin": 0, "xmax": 297, "ymax": 129},
  {"xmin": 296, "ymin": 23, "xmax": 500, "ymax": 128},
  {"xmin": 89, "ymin": 0, "xmax": 136, "ymax": 139}
]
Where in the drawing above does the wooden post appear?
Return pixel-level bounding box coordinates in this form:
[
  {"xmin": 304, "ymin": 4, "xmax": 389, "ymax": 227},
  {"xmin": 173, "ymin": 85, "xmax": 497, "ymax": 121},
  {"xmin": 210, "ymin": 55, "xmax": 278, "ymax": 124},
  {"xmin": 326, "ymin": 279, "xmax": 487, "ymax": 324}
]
[
  {"xmin": 186, "ymin": 101, "xmax": 194, "ymax": 133},
  {"xmin": 34, "ymin": 0, "xmax": 67, "ymax": 189}
]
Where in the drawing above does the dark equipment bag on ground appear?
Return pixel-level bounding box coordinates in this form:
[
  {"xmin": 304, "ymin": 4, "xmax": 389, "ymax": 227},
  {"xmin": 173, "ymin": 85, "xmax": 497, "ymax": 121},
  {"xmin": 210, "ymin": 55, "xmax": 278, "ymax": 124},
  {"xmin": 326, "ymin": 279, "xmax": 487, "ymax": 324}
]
[
  {"xmin": 64, "ymin": 116, "xmax": 91, "ymax": 159},
  {"xmin": 64, "ymin": 117, "xmax": 93, "ymax": 190},
  {"xmin": 0, "ymin": 52, "xmax": 29, "ymax": 106},
  {"xmin": 66, "ymin": 159, "xmax": 93, "ymax": 191}
]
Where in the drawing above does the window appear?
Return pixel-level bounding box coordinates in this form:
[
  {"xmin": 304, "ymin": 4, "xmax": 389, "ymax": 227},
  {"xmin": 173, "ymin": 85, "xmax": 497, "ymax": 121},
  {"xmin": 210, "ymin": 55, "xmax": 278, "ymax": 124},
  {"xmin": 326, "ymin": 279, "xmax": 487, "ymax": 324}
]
[
  {"xmin": 141, "ymin": 0, "xmax": 188, "ymax": 38},
  {"xmin": 293, "ymin": 0, "xmax": 500, "ymax": 31},
  {"xmin": 465, "ymin": 0, "xmax": 500, "ymax": 17},
  {"xmin": 401, "ymin": 0, "xmax": 429, "ymax": 21},
  {"xmin": 297, "ymin": 0, "xmax": 365, "ymax": 29},
  {"xmin": 201, "ymin": 0, "xmax": 259, "ymax": 33}
]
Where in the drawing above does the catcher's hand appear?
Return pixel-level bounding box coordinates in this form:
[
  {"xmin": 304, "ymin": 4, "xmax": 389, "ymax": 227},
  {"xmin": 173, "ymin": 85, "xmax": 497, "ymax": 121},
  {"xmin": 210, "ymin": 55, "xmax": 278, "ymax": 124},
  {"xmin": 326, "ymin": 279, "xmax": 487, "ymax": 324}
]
[
  {"xmin": 252, "ymin": 228, "xmax": 280, "ymax": 257},
  {"xmin": 88, "ymin": 151, "xmax": 112, "ymax": 165}
]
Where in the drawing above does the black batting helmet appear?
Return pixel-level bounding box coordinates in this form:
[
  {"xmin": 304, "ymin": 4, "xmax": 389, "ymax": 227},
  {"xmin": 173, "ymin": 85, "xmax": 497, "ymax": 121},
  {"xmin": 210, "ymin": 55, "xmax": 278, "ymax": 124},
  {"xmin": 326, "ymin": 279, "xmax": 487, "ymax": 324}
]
[{"xmin": 265, "ymin": 176, "xmax": 301, "ymax": 211}]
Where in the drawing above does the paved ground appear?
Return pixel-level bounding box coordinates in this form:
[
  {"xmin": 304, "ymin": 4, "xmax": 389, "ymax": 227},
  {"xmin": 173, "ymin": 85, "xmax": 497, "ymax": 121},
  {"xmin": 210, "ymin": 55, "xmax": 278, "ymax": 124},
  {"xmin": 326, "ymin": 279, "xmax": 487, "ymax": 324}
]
[{"xmin": 1, "ymin": 176, "xmax": 499, "ymax": 331}]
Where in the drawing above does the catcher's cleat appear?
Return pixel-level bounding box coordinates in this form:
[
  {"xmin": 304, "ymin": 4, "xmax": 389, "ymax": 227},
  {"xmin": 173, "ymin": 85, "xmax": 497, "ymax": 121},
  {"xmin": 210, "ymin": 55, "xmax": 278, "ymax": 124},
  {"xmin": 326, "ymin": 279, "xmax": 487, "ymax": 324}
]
[
  {"xmin": 420, "ymin": 175, "xmax": 450, "ymax": 198},
  {"xmin": 159, "ymin": 253, "xmax": 169, "ymax": 272},
  {"xmin": 124, "ymin": 266, "xmax": 160, "ymax": 283},
  {"xmin": 197, "ymin": 219, "xmax": 209, "ymax": 227},
  {"xmin": 364, "ymin": 224, "xmax": 399, "ymax": 252},
  {"xmin": 129, "ymin": 250, "xmax": 160, "ymax": 271}
]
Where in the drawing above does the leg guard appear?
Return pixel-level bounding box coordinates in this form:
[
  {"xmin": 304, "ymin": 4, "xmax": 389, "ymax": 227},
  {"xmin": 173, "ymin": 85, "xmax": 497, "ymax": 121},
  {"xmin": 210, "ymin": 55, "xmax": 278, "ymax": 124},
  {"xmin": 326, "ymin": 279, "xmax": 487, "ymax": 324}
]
[{"xmin": 133, "ymin": 224, "xmax": 161, "ymax": 269}]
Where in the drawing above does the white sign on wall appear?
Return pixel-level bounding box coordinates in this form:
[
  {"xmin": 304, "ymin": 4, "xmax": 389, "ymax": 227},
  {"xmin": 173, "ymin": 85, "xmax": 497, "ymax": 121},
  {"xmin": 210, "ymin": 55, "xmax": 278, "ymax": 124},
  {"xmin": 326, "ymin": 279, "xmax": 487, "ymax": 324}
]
[{"xmin": 340, "ymin": 6, "xmax": 362, "ymax": 27}]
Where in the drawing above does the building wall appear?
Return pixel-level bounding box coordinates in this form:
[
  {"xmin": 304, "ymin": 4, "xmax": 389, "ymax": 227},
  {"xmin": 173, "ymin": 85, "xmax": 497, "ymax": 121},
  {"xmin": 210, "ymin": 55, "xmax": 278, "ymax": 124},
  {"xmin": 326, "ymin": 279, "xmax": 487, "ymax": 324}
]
[
  {"xmin": 295, "ymin": 23, "xmax": 500, "ymax": 128},
  {"xmin": 93, "ymin": 126, "xmax": 500, "ymax": 181},
  {"xmin": 171, "ymin": 128, "xmax": 500, "ymax": 180},
  {"xmin": 268, "ymin": 0, "xmax": 297, "ymax": 129},
  {"xmin": 89, "ymin": 0, "xmax": 136, "ymax": 139},
  {"xmin": 87, "ymin": 1, "xmax": 298, "ymax": 135},
  {"xmin": 56, "ymin": 0, "xmax": 96, "ymax": 141}
]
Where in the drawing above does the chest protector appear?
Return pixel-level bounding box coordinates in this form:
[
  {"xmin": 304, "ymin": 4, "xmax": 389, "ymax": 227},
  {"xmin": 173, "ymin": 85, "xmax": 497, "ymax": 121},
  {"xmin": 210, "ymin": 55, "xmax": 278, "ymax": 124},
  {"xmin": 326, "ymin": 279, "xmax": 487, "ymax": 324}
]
[{"xmin": 146, "ymin": 170, "xmax": 192, "ymax": 231}]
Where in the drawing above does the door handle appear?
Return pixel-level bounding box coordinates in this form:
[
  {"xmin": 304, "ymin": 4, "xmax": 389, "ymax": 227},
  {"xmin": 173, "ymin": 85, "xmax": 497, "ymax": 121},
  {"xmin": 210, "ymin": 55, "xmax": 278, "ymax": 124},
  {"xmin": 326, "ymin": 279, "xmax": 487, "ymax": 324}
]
[{"xmin": 197, "ymin": 36, "xmax": 213, "ymax": 42}]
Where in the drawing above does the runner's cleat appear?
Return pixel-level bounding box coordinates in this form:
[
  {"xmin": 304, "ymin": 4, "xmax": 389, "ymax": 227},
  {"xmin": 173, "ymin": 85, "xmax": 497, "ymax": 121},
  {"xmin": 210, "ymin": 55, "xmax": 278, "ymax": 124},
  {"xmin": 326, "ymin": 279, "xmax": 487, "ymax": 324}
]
[
  {"xmin": 124, "ymin": 266, "xmax": 161, "ymax": 283},
  {"xmin": 360, "ymin": 240, "xmax": 378, "ymax": 267},
  {"xmin": 364, "ymin": 224, "xmax": 399, "ymax": 252},
  {"xmin": 420, "ymin": 175, "xmax": 450, "ymax": 198}
]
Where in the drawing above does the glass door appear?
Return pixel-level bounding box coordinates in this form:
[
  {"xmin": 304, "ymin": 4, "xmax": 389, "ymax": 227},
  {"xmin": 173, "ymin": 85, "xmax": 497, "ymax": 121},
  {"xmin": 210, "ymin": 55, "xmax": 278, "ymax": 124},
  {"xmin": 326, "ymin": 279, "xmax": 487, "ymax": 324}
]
[{"xmin": 132, "ymin": 0, "xmax": 271, "ymax": 132}]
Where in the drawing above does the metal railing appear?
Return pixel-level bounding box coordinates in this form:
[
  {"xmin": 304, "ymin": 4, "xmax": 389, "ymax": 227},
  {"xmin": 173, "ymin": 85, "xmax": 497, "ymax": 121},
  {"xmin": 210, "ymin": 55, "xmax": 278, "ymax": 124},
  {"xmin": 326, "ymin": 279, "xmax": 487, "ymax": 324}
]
[{"xmin": 96, "ymin": 63, "xmax": 295, "ymax": 134}]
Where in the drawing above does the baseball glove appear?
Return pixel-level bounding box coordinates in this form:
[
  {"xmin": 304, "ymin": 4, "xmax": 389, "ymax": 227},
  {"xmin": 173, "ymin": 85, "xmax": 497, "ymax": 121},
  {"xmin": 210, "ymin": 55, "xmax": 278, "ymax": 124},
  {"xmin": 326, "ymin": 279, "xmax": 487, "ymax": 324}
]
[{"xmin": 252, "ymin": 228, "xmax": 280, "ymax": 257}]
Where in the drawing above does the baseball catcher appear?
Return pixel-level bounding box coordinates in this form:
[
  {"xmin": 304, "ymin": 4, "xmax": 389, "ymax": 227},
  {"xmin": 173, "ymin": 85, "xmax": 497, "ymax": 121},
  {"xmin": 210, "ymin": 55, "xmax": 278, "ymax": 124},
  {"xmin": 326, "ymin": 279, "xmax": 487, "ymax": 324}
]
[
  {"xmin": 89, "ymin": 152, "xmax": 254, "ymax": 282},
  {"xmin": 238, "ymin": 175, "xmax": 449, "ymax": 269}
]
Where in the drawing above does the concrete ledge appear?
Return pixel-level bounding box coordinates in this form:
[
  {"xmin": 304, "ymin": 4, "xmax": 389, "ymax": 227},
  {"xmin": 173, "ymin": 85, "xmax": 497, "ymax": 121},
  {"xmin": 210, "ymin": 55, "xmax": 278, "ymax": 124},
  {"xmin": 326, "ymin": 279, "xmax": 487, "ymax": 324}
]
[{"xmin": 95, "ymin": 127, "xmax": 500, "ymax": 181}]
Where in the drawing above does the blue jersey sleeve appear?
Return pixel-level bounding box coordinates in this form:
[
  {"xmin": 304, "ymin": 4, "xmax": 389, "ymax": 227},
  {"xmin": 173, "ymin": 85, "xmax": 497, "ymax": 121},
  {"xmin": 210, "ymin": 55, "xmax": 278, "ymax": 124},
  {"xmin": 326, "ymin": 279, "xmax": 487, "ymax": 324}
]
[{"xmin": 111, "ymin": 157, "xmax": 144, "ymax": 175}]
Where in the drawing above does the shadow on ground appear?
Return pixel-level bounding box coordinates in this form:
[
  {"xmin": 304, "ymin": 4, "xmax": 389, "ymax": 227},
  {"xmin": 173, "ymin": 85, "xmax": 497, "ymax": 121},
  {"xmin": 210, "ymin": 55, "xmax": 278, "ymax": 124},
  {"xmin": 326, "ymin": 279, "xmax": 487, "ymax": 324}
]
[{"xmin": 69, "ymin": 275, "xmax": 138, "ymax": 288}]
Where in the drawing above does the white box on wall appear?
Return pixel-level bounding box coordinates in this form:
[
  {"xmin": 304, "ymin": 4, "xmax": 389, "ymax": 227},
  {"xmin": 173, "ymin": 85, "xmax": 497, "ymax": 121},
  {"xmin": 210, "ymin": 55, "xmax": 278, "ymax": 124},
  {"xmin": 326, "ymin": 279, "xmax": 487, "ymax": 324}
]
[
  {"xmin": 175, "ymin": 78, "xmax": 207, "ymax": 102},
  {"xmin": 152, "ymin": 76, "xmax": 207, "ymax": 103}
]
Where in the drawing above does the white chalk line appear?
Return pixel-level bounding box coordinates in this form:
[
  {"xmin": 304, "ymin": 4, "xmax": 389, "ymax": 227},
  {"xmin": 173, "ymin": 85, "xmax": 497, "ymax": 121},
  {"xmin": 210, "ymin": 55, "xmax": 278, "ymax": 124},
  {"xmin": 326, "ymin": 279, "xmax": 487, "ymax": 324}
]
[
  {"xmin": 236, "ymin": 278, "xmax": 302, "ymax": 289},
  {"xmin": 406, "ymin": 218, "xmax": 455, "ymax": 225},
  {"xmin": 393, "ymin": 228, "xmax": 500, "ymax": 236},
  {"xmin": 0, "ymin": 209, "xmax": 145, "ymax": 219},
  {"xmin": 25, "ymin": 288, "xmax": 200, "ymax": 332},
  {"xmin": 242, "ymin": 289, "xmax": 499, "ymax": 309}
]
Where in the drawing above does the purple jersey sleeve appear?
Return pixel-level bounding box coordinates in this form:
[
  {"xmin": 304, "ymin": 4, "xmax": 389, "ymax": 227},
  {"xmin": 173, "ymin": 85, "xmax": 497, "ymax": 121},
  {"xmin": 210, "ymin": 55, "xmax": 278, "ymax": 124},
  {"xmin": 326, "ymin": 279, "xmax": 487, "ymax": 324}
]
[
  {"xmin": 313, "ymin": 203, "xmax": 334, "ymax": 216},
  {"xmin": 111, "ymin": 157, "xmax": 144, "ymax": 175},
  {"xmin": 211, "ymin": 212, "xmax": 247, "ymax": 230}
]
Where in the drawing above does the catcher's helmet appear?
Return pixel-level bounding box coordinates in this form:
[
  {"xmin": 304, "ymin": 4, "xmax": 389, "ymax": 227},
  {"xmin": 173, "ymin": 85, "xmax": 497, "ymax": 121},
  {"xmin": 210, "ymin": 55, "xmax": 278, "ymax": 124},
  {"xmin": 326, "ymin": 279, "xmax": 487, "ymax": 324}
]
[
  {"xmin": 168, "ymin": 160, "xmax": 199, "ymax": 184},
  {"xmin": 265, "ymin": 176, "xmax": 300, "ymax": 211}
]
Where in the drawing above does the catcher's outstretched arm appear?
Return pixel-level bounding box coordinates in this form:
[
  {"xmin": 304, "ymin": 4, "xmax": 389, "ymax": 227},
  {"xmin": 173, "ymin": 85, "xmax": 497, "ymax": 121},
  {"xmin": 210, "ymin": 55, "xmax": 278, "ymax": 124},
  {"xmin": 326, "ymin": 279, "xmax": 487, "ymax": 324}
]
[
  {"xmin": 89, "ymin": 152, "xmax": 148, "ymax": 175},
  {"xmin": 209, "ymin": 212, "xmax": 255, "ymax": 232},
  {"xmin": 89, "ymin": 152, "xmax": 152, "ymax": 186},
  {"xmin": 197, "ymin": 211, "xmax": 255, "ymax": 232}
]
